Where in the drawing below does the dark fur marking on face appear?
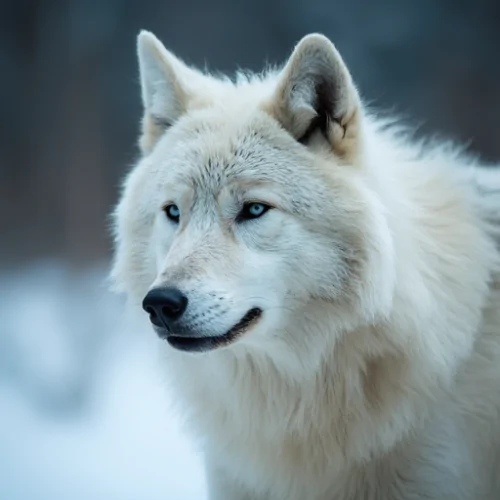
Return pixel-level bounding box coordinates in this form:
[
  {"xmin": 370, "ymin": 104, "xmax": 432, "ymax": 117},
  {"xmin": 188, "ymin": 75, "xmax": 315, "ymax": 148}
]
[{"xmin": 204, "ymin": 157, "xmax": 223, "ymax": 184}]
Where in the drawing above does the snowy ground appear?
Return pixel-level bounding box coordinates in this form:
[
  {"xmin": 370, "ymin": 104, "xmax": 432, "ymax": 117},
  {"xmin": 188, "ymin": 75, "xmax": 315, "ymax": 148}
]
[{"xmin": 0, "ymin": 262, "xmax": 207, "ymax": 500}]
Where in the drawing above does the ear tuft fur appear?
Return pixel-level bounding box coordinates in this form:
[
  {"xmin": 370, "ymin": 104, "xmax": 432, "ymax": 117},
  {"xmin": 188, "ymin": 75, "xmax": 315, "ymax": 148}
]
[{"xmin": 268, "ymin": 33, "xmax": 362, "ymax": 161}]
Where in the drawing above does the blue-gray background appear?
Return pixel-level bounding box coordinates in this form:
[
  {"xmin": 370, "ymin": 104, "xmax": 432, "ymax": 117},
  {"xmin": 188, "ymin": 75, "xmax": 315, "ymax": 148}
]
[{"xmin": 0, "ymin": 1, "xmax": 499, "ymax": 499}]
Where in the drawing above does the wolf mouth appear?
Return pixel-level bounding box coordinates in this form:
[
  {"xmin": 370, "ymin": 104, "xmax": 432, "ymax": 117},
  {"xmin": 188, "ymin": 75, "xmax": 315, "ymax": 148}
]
[{"xmin": 166, "ymin": 307, "xmax": 262, "ymax": 353}]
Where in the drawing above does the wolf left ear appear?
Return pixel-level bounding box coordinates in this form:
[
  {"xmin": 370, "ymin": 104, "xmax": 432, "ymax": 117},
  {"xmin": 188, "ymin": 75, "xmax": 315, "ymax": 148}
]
[
  {"xmin": 137, "ymin": 31, "xmax": 199, "ymax": 154},
  {"xmin": 268, "ymin": 34, "xmax": 362, "ymax": 161}
]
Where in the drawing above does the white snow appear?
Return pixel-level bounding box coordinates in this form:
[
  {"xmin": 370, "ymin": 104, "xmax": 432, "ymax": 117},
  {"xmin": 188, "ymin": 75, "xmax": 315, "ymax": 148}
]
[{"xmin": 0, "ymin": 262, "xmax": 207, "ymax": 500}]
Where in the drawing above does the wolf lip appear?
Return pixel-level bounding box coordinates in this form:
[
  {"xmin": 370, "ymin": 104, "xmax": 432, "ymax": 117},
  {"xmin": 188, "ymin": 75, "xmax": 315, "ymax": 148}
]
[{"xmin": 166, "ymin": 307, "xmax": 262, "ymax": 353}]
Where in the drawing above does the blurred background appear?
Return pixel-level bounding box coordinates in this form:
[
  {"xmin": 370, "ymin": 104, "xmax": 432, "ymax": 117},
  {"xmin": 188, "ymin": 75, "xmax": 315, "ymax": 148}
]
[{"xmin": 0, "ymin": 1, "xmax": 499, "ymax": 499}]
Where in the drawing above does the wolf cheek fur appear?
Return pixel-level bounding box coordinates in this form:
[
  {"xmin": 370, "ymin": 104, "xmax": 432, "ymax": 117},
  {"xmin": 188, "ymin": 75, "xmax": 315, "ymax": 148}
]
[{"xmin": 110, "ymin": 30, "xmax": 500, "ymax": 500}]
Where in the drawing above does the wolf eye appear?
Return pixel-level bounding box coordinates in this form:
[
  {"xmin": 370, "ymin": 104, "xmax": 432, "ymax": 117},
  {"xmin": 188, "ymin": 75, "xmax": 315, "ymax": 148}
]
[
  {"xmin": 164, "ymin": 204, "xmax": 180, "ymax": 223},
  {"xmin": 237, "ymin": 202, "xmax": 271, "ymax": 221}
]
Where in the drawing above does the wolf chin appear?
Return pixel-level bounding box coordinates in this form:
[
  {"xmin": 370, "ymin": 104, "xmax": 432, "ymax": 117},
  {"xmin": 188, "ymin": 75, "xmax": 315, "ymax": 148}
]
[{"xmin": 110, "ymin": 30, "xmax": 500, "ymax": 499}]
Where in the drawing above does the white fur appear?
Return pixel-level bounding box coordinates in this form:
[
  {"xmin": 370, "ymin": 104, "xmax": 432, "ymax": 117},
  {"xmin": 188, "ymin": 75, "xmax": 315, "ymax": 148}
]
[{"xmin": 110, "ymin": 31, "xmax": 500, "ymax": 499}]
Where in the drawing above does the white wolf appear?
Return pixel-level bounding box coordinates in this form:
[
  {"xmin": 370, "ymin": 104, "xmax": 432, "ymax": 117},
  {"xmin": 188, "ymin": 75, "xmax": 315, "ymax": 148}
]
[{"xmin": 110, "ymin": 30, "xmax": 500, "ymax": 499}]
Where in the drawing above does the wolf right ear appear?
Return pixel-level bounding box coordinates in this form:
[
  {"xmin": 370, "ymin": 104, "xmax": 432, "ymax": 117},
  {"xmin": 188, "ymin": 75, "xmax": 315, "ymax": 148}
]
[
  {"xmin": 137, "ymin": 31, "xmax": 197, "ymax": 154},
  {"xmin": 268, "ymin": 34, "xmax": 362, "ymax": 162}
]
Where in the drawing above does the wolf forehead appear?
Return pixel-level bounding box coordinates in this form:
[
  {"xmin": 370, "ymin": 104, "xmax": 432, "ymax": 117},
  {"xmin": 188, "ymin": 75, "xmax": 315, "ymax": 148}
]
[{"xmin": 144, "ymin": 110, "xmax": 329, "ymax": 208}]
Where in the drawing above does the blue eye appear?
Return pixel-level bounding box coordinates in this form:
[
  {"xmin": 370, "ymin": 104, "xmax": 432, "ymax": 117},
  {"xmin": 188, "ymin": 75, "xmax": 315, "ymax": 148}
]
[
  {"xmin": 237, "ymin": 202, "xmax": 271, "ymax": 221},
  {"xmin": 164, "ymin": 204, "xmax": 180, "ymax": 222}
]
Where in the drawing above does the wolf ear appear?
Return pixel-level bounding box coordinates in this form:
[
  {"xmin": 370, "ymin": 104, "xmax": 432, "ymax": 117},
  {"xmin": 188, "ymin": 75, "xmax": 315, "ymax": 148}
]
[
  {"xmin": 137, "ymin": 31, "xmax": 194, "ymax": 154},
  {"xmin": 269, "ymin": 34, "xmax": 362, "ymax": 161}
]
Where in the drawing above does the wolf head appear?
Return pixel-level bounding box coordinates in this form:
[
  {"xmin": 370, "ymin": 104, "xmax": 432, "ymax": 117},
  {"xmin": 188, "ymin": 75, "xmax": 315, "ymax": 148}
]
[{"xmin": 111, "ymin": 32, "xmax": 395, "ymax": 360}]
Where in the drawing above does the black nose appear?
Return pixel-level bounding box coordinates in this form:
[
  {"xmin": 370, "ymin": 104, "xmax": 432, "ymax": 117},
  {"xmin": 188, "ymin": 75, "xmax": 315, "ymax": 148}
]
[{"xmin": 142, "ymin": 287, "xmax": 188, "ymax": 328}]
